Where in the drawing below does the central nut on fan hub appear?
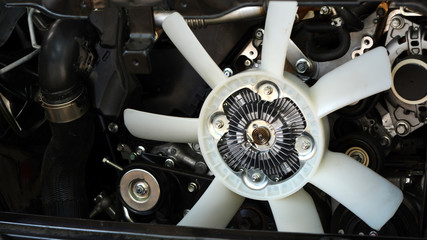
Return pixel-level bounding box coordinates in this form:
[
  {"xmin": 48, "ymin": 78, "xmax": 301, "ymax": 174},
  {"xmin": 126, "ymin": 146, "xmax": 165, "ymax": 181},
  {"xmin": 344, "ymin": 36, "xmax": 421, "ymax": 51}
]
[
  {"xmin": 198, "ymin": 71, "xmax": 325, "ymax": 200},
  {"xmin": 247, "ymin": 120, "xmax": 276, "ymax": 150},
  {"xmin": 252, "ymin": 127, "xmax": 270, "ymax": 145}
]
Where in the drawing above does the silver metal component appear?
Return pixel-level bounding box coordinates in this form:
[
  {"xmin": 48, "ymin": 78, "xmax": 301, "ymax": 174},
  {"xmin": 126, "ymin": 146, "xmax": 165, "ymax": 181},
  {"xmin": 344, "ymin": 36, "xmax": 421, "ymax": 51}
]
[
  {"xmin": 107, "ymin": 122, "xmax": 119, "ymax": 133},
  {"xmin": 254, "ymin": 28, "xmax": 264, "ymax": 40},
  {"xmin": 0, "ymin": 8, "xmax": 41, "ymax": 75},
  {"xmin": 153, "ymin": 6, "xmax": 265, "ymax": 28},
  {"xmin": 390, "ymin": 15, "xmax": 404, "ymax": 29},
  {"xmin": 338, "ymin": 229, "xmax": 345, "ymax": 235},
  {"xmin": 133, "ymin": 180, "xmax": 150, "ymax": 199},
  {"xmin": 407, "ymin": 26, "xmax": 423, "ymax": 55},
  {"xmin": 287, "ymin": 40, "xmax": 315, "ymax": 79},
  {"xmin": 295, "ymin": 58, "xmax": 310, "ymax": 74},
  {"xmin": 263, "ymin": 86, "xmax": 273, "ymax": 95},
  {"xmin": 331, "ymin": 17, "xmax": 343, "ymax": 27},
  {"xmin": 123, "ymin": 206, "xmax": 135, "ymax": 223},
  {"xmin": 215, "ymin": 120, "xmax": 224, "ymax": 129},
  {"xmin": 320, "ymin": 6, "xmax": 332, "ymax": 15},
  {"xmin": 295, "ymin": 133, "xmax": 315, "ymax": 160},
  {"xmin": 120, "ymin": 169, "xmax": 160, "ymax": 212},
  {"xmin": 210, "ymin": 113, "xmax": 229, "ymax": 137},
  {"xmin": 164, "ymin": 158, "xmax": 175, "ymax": 168},
  {"xmin": 351, "ymin": 36, "xmax": 374, "ymax": 59},
  {"xmin": 187, "ymin": 182, "xmax": 198, "ymax": 193},
  {"xmin": 240, "ymin": 40, "xmax": 259, "ymax": 62},
  {"xmin": 183, "ymin": 209, "xmax": 190, "ymax": 216},
  {"xmin": 257, "ymin": 82, "xmax": 279, "ymax": 101},
  {"xmin": 395, "ymin": 120, "xmax": 410, "ymax": 136},
  {"xmin": 102, "ymin": 158, "xmax": 123, "ymax": 171},
  {"xmin": 380, "ymin": 136, "xmax": 391, "ymax": 147},
  {"xmin": 136, "ymin": 146, "xmax": 146, "ymax": 155},
  {"xmin": 246, "ymin": 120, "xmax": 276, "ymax": 151},
  {"xmin": 243, "ymin": 169, "xmax": 268, "ymax": 190},
  {"xmin": 223, "ymin": 68, "xmax": 233, "ymax": 77},
  {"xmin": 369, "ymin": 231, "xmax": 378, "ymax": 236},
  {"xmin": 89, "ymin": 192, "xmax": 117, "ymax": 219},
  {"xmin": 41, "ymin": 90, "xmax": 89, "ymax": 123},
  {"xmin": 152, "ymin": 143, "xmax": 207, "ymax": 173}
]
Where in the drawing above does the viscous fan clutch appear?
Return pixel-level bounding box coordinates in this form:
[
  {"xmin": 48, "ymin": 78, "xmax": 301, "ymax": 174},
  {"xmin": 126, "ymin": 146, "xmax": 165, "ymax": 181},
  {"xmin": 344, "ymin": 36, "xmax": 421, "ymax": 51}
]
[{"xmin": 217, "ymin": 88, "xmax": 306, "ymax": 181}]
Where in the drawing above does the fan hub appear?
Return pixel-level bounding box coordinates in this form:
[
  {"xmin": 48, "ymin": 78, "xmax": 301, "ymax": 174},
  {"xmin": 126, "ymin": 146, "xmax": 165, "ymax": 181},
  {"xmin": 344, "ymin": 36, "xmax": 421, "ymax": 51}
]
[{"xmin": 198, "ymin": 71, "xmax": 327, "ymax": 200}]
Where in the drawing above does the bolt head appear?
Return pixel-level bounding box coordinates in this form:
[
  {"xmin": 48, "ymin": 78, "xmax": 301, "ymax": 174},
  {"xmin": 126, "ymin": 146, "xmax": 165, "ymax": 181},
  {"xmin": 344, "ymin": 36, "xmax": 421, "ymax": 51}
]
[
  {"xmin": 215, "ymin": 120, "xmax": 225, "ymax": 129},
  {"xmin": 255, "ymin": 28, "xmax": 264, "ymax": 40},
  {"xmin": 251, "ymin": 173, "xmax": 262, "ymax": 182},
  {"xmin": 187, "ymin": 182, "xmax": 198, "ymax": 193},
  {"xmin": 108, "ymin": 123, "xmax": 119, "ymax": 133},
  {"xmin": 165, "ymin": 159, "xmax": 175, "ymax": 168},
  {"xmin": 320, "ymin": 6, "xmax": 331, "ymax": 15},
  {"xmin": 223, "ymin": 68, "xmax": 233, "ymax": 77},
  {"xmin": 296, "ymin": 59, "xmax": 309, "ymax": 74},
  {"xmin": 132, "ymin": 180, "xmax": 150, "ymax": 200},
  {"xmin": 244, "ymin": 59, "xmax": 252, "ymax": 67},
  {"xmin": 263, "ymin": 86, "xmax": 273, "ymax": 95},
  {"xmin": 391, "ymin": 17, "xmax": 402, "ymax": 29},
  {"xmin": 136, "ymin": 146, "xmax": 145, "ymax": 155},
  {"xmin": 301, "ymin": 140, "xmax": 311, "ymax": 150}
]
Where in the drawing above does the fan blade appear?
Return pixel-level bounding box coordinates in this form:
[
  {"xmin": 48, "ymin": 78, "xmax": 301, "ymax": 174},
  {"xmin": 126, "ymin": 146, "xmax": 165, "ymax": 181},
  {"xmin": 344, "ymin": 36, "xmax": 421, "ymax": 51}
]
[
  {"xmin": 178, "ymin": 178, "xmax": 245, "ymax": 228},
  {"xmin": 260, "ymin": 1, "xmax": 298, "ymax": 77},
  {"xmin": 269, "ymin": 189, "xmax": 324, "ymax": 233},
  {"xmin": 310, "ymin": 47, "xmax": 392, "ymax": 118},
  {"xmin": 124, "ymin": 109, "xmax": 199, "ymax": 143},
  {"xmin": 309, "ymin": 150, "xmax": 403, "ymax": 230},
  {"xmin": 162, "ymin": 12, "xmax": 226, "ymax": 89}
]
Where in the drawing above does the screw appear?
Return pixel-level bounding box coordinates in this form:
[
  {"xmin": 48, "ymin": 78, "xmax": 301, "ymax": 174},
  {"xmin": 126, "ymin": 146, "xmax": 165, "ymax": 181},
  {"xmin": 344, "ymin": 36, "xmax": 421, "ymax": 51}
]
[
  {"xmin": 320, "ymin": 6, "xmax": 331, "ymax": 15},
  {"xmin": 296, "ymin": 59, "xmax": 309, "ymax": 74},
  {"xmin": 244, "ymin": 59, "xmax": 252, "ymax": 67},
  {"xmin": 117, "ymin": 144, "xmax": 125, "ymax": 152},
  {"xmin": 108, "ymin": 123, "xmax": 119, "ymax": 133},
  {"xmin": 251, "ymin": 173, "xmax": 262, "ymax": 182},
  {"xmin": 102, "ymin": 158, "xmax": 123, "ymax": 171},
  {"xmin": 183, "ymin": 209, "xmax": 190, "ymax": 216},
  {"xmin": 396, "ymin": 122, "xmax": 409, "ymax": 135},
  {"xmin": 187, "ymin": 182, "xmax": 198, "ymax": 193},
  {"xmin": 369, "ymin": 231, "xmax": 378, "ymax": 236},
  {"xmin": 255, "ymin": 28, "xmax": 264, "ymax": 40},
  {"xmin": 136, "ymin": 146, "xmax": 145, "ymax": 156},
  {"xmin": 223, "ymin": 68, "xmax": 233, "ymax": 77},
  {"xmin": 165, "ymin": 158, "xmax": 175, "ymax": 168},
  {"xmin": 295, "ymin": 134, "xmax": 314, "ymax": 157},
  {"xmin": 391, "ymin": 17, "xmax": 403, "ymax": 29},
  {"xmin": 215, "ymin": 120, "xmax": 224, "ymax": 129},
  {"xmin": 301, "ymin": 140, "xmax": 311, "ymax": 150},
  {"xmin": 338, "ymin": 229, "xmax": 345, "ymax": 235},
  {"xmin": 191, "ymin": 143, "xmax": 200, "ymax": 152},
  {"xmin": 133, "ymin": 181, "xmax": 150, "ymax": 199},
  {"xmin": 263, "ymin": 86, "xmax": 273, "ymax": 95},
  {"xmin": 380, "ymin": 136, "xmax": 390, "ymax": 147}
]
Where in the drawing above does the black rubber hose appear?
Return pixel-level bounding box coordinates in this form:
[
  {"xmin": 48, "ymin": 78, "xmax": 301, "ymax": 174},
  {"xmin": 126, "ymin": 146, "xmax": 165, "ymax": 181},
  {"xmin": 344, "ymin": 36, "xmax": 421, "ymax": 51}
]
[
  {"xmin": 305, "ymin": 23, "xmax": 351, "ymax": 62},
  {"xmin": 40, "ymin": 19, "xmax": 94, "ymax": 217},
  {"xmin": 38, "ymin": 20, "xmax": 86, "ymax": 104},
  {"xmin": 41, "ymin": 113, "xmax": 94, "ymax": 217},
  {"xmin": 335, "ymin": 7, "xmax": 364, "ymax": 32}
]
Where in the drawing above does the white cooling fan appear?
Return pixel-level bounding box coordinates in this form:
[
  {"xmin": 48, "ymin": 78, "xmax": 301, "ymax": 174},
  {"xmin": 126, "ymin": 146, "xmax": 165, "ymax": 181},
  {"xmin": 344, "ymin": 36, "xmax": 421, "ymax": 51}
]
[{"xmin": 124, "ymin": 1, "xmax": 403, "ymax": 234}]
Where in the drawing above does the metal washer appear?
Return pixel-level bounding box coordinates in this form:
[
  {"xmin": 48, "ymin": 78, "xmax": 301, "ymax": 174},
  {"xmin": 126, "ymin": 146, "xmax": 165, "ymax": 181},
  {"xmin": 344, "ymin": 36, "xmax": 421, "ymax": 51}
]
[{"xmin": 120, "ymin": 169, "xmax": 161, "ymax": 212}]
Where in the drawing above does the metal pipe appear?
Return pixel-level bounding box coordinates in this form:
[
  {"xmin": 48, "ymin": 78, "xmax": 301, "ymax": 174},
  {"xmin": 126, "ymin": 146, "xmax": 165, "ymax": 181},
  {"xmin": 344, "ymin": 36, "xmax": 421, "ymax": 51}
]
[{"xmin": 154, "ymin": 6, "xmax": 265, "ymax": 29}]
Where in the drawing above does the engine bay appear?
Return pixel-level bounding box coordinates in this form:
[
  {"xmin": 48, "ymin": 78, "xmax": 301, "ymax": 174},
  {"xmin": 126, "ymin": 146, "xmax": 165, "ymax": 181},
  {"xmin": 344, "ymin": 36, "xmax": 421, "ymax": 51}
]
[{"xmin": 0, "ymin": 0, "xmax": 426, "ymax": 238}]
